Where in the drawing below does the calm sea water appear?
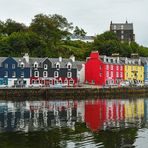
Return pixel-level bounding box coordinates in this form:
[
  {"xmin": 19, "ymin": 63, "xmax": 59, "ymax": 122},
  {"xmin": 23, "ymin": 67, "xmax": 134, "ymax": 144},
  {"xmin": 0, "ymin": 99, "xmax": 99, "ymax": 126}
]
[{"xmin": 0, "ymin": 98, "xmax": 148, "ymax": 148}]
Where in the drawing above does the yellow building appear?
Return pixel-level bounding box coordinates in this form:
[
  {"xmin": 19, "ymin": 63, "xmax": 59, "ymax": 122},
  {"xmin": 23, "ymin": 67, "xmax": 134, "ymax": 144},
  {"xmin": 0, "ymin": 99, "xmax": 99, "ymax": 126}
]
[
  {"xmin": 124, "ymin": 65, "xmax": 144, "ymax": 83},
  {"xmin": 120, "ymin": 57, "xmax": 144, "ymax": 84}
]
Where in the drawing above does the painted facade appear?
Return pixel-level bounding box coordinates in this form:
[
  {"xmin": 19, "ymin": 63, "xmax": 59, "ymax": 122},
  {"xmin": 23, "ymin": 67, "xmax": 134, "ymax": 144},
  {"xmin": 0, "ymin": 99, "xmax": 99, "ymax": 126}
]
[
  {"xmin": 85, "ymin": 51, "xmax": 124, "ymax": 86},
  {"xmin": 0, "ymin": 56, "xmax": 30, "ymax": 87},
  {"xmin": 120, "ymin": 57, "xmax": 144, "ymax": 84},
  {"xmin": 140, "ymin": 57, "xmax": 148, "ymax": 83}
]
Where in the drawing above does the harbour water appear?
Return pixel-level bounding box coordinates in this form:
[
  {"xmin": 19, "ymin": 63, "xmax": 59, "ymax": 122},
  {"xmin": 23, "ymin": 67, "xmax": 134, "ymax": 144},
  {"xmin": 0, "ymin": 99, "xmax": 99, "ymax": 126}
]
[{"xmin": 0, "ymin": 98, "xmax": 148, "ymax": 148}]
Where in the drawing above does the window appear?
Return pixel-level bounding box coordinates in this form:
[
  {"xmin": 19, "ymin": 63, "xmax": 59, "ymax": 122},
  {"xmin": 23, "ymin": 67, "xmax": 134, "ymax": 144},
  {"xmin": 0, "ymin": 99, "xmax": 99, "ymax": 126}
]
[
  {"xmin": 111, "ymin": 71, "xmax": 113, "ymax": 77},
  {"xmin": 34, "ymin": 71, "xmax": 39, "ymax": 77},
  {"xmin": 116, "ymin": 65, "xmax": 119, "ymax": 70},
  {"xmin": 106, "ymin": 71, "xmax": 109, "ymax": 77},
  {"xmin": 67, "ymin": 72, "xmax": 72, "ymax": 78},
  {"xmin": 67, "ymin": 64, "xmax": 71, "ymax": 69},
  {"xmin": 4, "ymin": 64, "xmax": 8, "ymax": 68},
  {"xmin": 4, "ymin": 71, "xmax": 8, "ymax": 77},
  {"xmin": 121, "ymin": 30, "xmax": 124, "ymax": 34},
  {"xmin": 113, "ymin": 25, "xmax": 116, "ymax": 30},
  {"xmin": 100, "ymin": 65, "xmax": 102, "ymax": 70},
  {"xmin": 69, "ymin": 80, "xmax": 74, "ymax": 84},
  {"xmin": 120, "ymin": 66, "xmax": 123, "ymax": 70},
  {"xmin": 121, "ymin": 25, "xmax": 124, "ymax": 30},
  {"xmin": 12, "ymin": 64, "xmax": 15, "ymax": 69},
  {"xmin": 20, "ymin": 62, "xmax": 24, "ymax": 68},
  {"xmin": 114, "ymin": 30, "xmax": 116, "ymax": 33},
  {"xmin": 126, "ymin": 73, "xmax": 128, "ymax": 77},
  {"xmin": 34, "ymin": 62, "xmax": 38, "ymax": 68},
  {"xmin": 43, "ymin": 71, "xmax": 48, "ymax": 77},
  {"xmin": 12, "ymin": 71, "xmax": 16, "ymax": 77},
  {"xmin": 121, "ymin": 35, "xmax": 124, "ymax": 40},
  {"xmin": 54, "ymin": 80, "xmax": 58, "ymax": 84},
  {"xmin": 54, "ymin": 71, "xmax": 59, "ymax": 77},
  {"xmin": 116, "ymin": 72, "xmax": 119, "ymax": 77},
  {"xmin": 44, "ymin": 64, "xmax": 48, "ymax": 69},
  {"xmin": 21, "ymin": 72, "xmax": 24, "ymax": 77},
  {"xmin": 120, "ymin": 72, "xmax": 122, "ymax": 77},
  {"xmin": 56, "ymin": 63, "xmax": 60, "ymax": 69},
  {"xmin": 59, "ymin": 80, "xmax": 62, "ymax": 84},
  {"xmin": 106, "ymin": 65, "xmax": 109, "ymax": 70},
  {"xmin": 111, "ymin": 65, "xmax": 113, "ymax": 70},
  {"xmin": 100, "ymin": 72, "xmax": 102, "ymax": 77},
  {"xmin": 64, "ymin": 80, "xmax": 68, "ymax": 84}
]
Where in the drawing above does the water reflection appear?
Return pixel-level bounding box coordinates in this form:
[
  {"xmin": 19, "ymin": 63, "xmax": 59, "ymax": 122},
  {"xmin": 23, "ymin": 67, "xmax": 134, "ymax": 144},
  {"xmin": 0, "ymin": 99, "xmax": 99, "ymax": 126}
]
[{"xmin": 0, "ymin": 98, "xmax": 147, "ymax": 148}]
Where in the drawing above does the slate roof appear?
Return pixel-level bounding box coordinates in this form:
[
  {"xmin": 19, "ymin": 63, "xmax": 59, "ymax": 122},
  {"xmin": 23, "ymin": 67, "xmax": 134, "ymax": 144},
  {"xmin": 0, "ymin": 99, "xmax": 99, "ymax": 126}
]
[
  {"xmin": 119, "ymin": 57, "xmax": 141, "ymax": 65},
  {"xmin": 110, "ymin": 22, "xmax": 133, "ymax": 30}
]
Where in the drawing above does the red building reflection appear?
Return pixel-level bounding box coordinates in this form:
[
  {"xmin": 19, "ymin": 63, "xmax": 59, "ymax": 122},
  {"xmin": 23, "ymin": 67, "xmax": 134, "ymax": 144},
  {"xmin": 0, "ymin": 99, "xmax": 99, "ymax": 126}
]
[{"xmin": 85, "ymin": 100, "xmax": 125, "ymax": 132}]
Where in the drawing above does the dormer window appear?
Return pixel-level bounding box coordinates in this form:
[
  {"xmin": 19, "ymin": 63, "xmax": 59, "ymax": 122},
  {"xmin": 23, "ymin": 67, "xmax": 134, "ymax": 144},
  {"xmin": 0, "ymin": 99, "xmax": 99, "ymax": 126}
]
[
  {"xmin": 20, "ymin": 62, "xmax": 24, "ymax": 68},
  {"xmin": 56, "ymin": 63, "xmax": 60, "ymax": 69},
  {"xmin": 34, "ymin": 62, "xmax": 38, "ymax": 68},
  {"xmin": 44, "ymin": 64, "xmax": 48, "ymax": 69},
  {"xmin": 67, "ymin": 62, "xmax": 72, "ymax": 69}
]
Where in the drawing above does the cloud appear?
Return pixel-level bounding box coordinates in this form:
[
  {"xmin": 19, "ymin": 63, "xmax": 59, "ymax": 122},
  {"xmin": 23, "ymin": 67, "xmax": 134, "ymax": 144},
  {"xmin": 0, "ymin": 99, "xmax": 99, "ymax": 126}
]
[{"xmin": 0, "ymin": 0, "xmax": 148, "ymax": 46}]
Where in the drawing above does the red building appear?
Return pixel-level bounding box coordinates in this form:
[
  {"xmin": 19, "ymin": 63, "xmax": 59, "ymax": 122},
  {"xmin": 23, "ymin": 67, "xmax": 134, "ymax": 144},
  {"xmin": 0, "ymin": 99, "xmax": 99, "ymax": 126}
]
[{"xmin": 85, "ymin": 51, "xmax": 124, "ymax": 86}]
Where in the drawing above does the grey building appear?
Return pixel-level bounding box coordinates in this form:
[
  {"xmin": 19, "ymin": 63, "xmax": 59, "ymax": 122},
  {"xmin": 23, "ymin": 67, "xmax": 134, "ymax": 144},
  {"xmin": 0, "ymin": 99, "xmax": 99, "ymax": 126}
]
[{"xmin": 110, "ymin": 21, "xmax": 135, "ymax": 42}]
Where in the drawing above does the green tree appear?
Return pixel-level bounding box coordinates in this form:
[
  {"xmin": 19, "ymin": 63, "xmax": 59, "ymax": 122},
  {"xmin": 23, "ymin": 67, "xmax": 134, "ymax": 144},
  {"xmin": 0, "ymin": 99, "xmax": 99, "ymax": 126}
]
[{"xmin": 73, "ymin": 26, "xmax": 87, "ymax": 37}]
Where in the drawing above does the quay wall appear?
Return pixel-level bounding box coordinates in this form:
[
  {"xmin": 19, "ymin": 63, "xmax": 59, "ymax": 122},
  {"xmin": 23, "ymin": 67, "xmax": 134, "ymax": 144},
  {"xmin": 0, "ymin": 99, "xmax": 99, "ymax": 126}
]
[{"xmin": 0, "ymin": 87, "xmax": 148, "ymax": 100}]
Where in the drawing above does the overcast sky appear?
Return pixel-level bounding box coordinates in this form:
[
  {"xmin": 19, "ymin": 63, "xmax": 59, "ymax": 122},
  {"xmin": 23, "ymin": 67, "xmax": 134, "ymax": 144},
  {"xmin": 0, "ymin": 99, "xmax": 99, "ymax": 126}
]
[{"xmin": 0, "ymin": 0, "xmax": 148, "ymax": 46}]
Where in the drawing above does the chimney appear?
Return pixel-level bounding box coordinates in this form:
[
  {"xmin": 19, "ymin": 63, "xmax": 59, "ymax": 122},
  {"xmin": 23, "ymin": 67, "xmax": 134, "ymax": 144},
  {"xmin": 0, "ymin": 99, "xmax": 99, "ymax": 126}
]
[
  {"xmin": 59, "ymin": 56, "xmax": 62, "ymax": 62},
  {"xmin": 23, "ymin": 53, "xmax": 29, "ymax": 63},
  {"xmin": 70, "ymin": 55, "xmax": 75, "ymax": 62}
]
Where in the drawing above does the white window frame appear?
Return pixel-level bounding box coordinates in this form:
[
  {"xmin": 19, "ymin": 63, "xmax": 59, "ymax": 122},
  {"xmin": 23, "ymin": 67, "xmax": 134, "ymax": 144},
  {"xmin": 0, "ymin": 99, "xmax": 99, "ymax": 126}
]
[
  {"xmin": 120, "ymin": 72, "xmax": 122, "ymax": 77},
  {"xmin": 116, "ymin": 65, "xmax": 118, "ymax": 70},
  {"xmin": 34, "ymin": 71, "xmax": 39, "ymax": 77},
  {"xmin": 43, "ymin": 71, "xmax": 48, "ymax": 77},
  {"xmin": 34, "ymin": 62, "xmax": 38, "ymax": 68},
  {"xmin": 20, "ymin": 62, "xmax": 24, "ymax": 68},
  {"xmin": 111, "ymin": 65, "xmax": 113, "ymax": 70},
  {"xmin": 44, "ymin": 64, "xmax": 48, "ymax": 70},
  {"xmin": 116, "ymin": 72, "xmax": 119, "ymax": 77},
  {"xmin": 54, "ymin": 71, "xmax": 59, "ymax": 78},
  {"xmin": 67, "ymin": 72, "xmax": 72, "ymax": 78},
  {"xmin": 111, "ymin": 71, "xmax": 113, "ymax": 77},
  {"xmin": 56, "ymin": 63, "xmax": 60, "ymax": 69}
]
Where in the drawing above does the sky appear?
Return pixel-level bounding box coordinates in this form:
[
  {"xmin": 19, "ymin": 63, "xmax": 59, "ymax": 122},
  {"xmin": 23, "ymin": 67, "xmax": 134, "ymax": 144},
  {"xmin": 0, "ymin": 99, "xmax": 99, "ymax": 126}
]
[{"xmin": 0, "ymin": 0, "xmax": 148, "ymax": 46}]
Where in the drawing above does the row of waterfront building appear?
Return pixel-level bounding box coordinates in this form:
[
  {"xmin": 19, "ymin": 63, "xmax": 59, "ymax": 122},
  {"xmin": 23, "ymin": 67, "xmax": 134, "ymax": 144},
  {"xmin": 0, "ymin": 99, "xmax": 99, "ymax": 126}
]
[{"xmin": 0, "ymin": 51, "xmax": 148, "ymax": 87}]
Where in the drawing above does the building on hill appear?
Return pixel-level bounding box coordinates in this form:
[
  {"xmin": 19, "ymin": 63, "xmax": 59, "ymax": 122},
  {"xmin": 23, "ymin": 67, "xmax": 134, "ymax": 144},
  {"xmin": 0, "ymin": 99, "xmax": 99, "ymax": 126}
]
[{"xmin": 110, "ymin": 21, "xmax": 135, "ymax": 42}]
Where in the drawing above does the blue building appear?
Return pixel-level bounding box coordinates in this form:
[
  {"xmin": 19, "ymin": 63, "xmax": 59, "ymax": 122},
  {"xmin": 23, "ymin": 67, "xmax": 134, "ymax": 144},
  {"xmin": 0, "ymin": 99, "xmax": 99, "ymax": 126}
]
[
  {"xmin": 140, "ymin": 57, "xmax": 148, "ymax": 84},
  {"xmin": 0, "ymin": 54, "xmax": 31, "ymax": 87}
]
